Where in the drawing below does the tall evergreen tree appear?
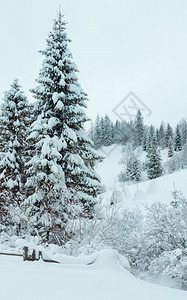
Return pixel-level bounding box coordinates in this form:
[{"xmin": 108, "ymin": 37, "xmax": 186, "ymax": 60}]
[
  {"xmin": 147, "ymin": 125, "xmax": 155, "ymax": 157},
  {"xmin": 113, "ymin": 120, "xmax": 123, "ymax": 143},
  {"xmin": 129, "ymin": 156, "xmax": 142, "ymax": 182},
  {"xmin": 119, "ymin": 144, "xmax": 142, "ymax": 182},
  {"xmin": 134, "ymin": 110, "xmax": 144, "ymax": 146},
  {"xmin": 0, "ymin": 79, "xmax": 29, "ymax": 230},
  {"xmin": 93, "ymin": 114, "xmax": 102, "ymax": 149},
  {"xmin": 142, "ymin": 127, "xmax": 149, "ymax": 151},
  {"xmin": 99, "ymin": 116, "xmax": 105, "ymax": 145},
  {"xmin": 103, "ymin": 114, "xmax": 113, "ymax": 146},
  {"xmin": 165, "ymin": 123, "xmax": 173, "ymax": 147},
  {"xmin": 181, "ymin": 143, "xmax": 187, "ymax": 168},
  {"xmin": 158, "ymin": 123, "xmax": 165, "ymax": 149},
  {"xmin": 88, "ymin": 121, "xmax": 95, "ymax": 142},
  {"xmin": 27, "ymin": 11, "xmax": 102, "ymax": 232},
  {"xmin": 147, "ymin": 134, "xmax": 163, "ymax": 179},
  {"xmin": 168, "ymin": 137, "xmax": 174, "ymax": 158},
  {"xmin": 25, "ymin": 113, "xmax": 68, "ymax": 243},
  {"xmin": 179, "ymin": 119, "xmax": 187, "ymax": 146},
  {"xmin": 174, "ymin": 124, "xmax": 182, "ymax": 152},
  {"xmin": 149, "ymin": 125, "xmax": 155, "ymax": 137}
]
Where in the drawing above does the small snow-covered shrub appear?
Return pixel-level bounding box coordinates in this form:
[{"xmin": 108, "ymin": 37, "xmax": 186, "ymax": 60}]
[
  {"xmin": 118, "ymin": 170, "xmax": 129, "ymax": 182},
  {"xmin": 61, "ymin": 198, "xmax": 144, "ymax": 263},
  {"xmin": 165, "ymin": 152, "xmax": 181, "ymax": 173},
  {"xmin": 136, "ymin": 191, "xmax": 187, "ymax": 288},
  {"xmin": 181, "ymin": 143, "xmax": 187, "ymax": 168},
  {"xmin": 99, "ymin": 206, "xmax": 144, "ymax": 265},
  {"xmin": 164, "ymin": 145, "xmax": 187, "ymax": 174},
  {"xmin": 149, "ymin": 249, "xmax": 187, "ymax": 289},
  {"xmin": 145, "ymin": 192, "xmax": 187, "ymax": 254},
  {"xmin": 62, "ymin": 199, "xmax": 105, "ymax": 255},
  {"xmin": 109, "ymin": 189, "xmax": 124, "ymax": 205}
]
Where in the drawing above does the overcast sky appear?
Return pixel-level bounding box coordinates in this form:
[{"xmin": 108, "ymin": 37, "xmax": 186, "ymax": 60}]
[{"xmin": 0, "ymin": 0, "xmax": 186, "ymax": 127}]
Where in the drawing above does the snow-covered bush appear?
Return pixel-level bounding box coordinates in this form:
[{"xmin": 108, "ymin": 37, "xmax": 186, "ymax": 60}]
[
  {"xmin": 98, "ymin": 206, "xmax": 144, "ymax": 265},
  {"xmin": 165, "ymin": 152, "xmax": 182, "ymax": 173},
  {"xmin": 61, "ymin": 197, "xmax": 104, "ymax": 255},
  {"xmin": 61, "ymin": 198, "xmax": 144, "ymax": 263},
  {"xmin": 137, "ymin": 191, "xmax": 187, "ymax": 288},
  {"xmin": 181, "ymin": 143, "xmax": 187, "ymax": 168},
  {"xmin": 149, "ymin": 249, "xmax": 187, "ymax": 289},
  {"xmin": 109, "ymin": 188, "xmax": 124, "ymax": 205},
  {"xmin": 164, "ymin": 144, "xmax": 187, "ymax": 174}
]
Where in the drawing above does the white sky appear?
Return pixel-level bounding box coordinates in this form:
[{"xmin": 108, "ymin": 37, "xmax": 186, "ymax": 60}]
[{"xmin": 0, "ymin": 0, "xmax": 186, "ymax": 127}]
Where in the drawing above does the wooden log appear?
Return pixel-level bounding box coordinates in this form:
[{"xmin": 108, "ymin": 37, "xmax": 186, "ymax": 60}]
[
  {"xmin": 0, "ymin": 252, "xmax": 22, "ymax": 257},
  {"xmin": 43, "ymin": 258, "xmax": 59, "ymax": 264}
]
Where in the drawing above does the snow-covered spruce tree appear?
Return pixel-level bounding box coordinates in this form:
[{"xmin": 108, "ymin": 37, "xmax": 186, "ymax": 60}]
[
  {"xmin": 103, "ymin": 114, "xmax": 113, "ymax": 146},
  {"xmin": 165, "ymin": 122, "xmax": 173, "ymax": 147},
  {"xmin": 119, "ymin": 144, "xmax": 142, "ymax": 182},
  {"xmin": 98, "ymin": 116, "xmax": 106, "ymax": 146},
  {"xmin": 158, "ymin": 123, "xmax": 165, "ymax": 149},
  {"xmin": 147, "ymin": 134, "xmax": 163, "ymax": 180},
  {"xmin": 146, "ymin": 125, "xmax": 155, "ymax": 157},
  {"xmin": 181, "ymin": 143, "xmax": 187, "ymax": 168},
  {"xmin": 88, "ymin": 121, "xmax": 94, "ymax": 142},
  {"xmin": 27, "ymin": 11, "xmax": 102, "ymax": 233},
  {"xmin": 0, "ymin": 79, "xmax": 29, "ymax": 231},
  {"xmin": 168, "ymin": 136, "xmax": 174, "ymax": 158},
  {"xmin": 93, "ymin": 114, "xmax": 102, "ymax": 149},
  {"xmin": 25, "ymin": 113, "xmax": 68, "ymax": 244},
  {"xmin": 142, "ymin": 127, "xmax": 149, "ymax": 151},
  {"xmin": 113, "ymin": 120, "xmax": 123, "ymax": 143},
  {"xmin": 129, "ymin": 157, "xmax": 142, "ymax": 182},
  {"xmin": 134, "ymin": 110, "xmax": 144, "ymax": 146},
  {"xmin": 174, "ymin": 124, "xmax": 182, "ymax": 152},
  {"xmin": 179, "ymin": 119, "xmax": 187, "ymax": 146}
]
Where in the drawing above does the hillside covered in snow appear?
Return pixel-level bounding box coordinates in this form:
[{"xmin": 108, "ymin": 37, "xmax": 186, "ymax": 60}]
[{"xmin": 96, "ymin": 144, "xmax": 187, "ymax": 210}]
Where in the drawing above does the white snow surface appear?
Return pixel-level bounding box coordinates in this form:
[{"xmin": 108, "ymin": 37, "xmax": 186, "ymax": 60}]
[
  {"xmin": 97, "ymin": 144, "xmax": 123, "ymax": 189},
  {"xmin": 0, "ymin": 249, "xmax": 186, "ymax": 300}
]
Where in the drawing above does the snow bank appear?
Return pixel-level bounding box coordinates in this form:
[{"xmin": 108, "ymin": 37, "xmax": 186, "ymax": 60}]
[
  {"xmin": 147, "ymin": 179, "xmax": 160, "ymax": 194},
  {"xmin": 42, "ymin": 248, "xmax": 130, "ymax": 271},
  {"xmin": 133, "ymin": 188, "xmax": 147, "ymax": 201},
  {"xmin": 91, "ymin": 249, "xmax": 131, "ymax": 270},
  {"xmin": 0, "ymin": 248, "xmax": 186, "ymax": 300},
  {"xmin": 2, "ymin": 237, "xmax": 131, "ymax": 272}
]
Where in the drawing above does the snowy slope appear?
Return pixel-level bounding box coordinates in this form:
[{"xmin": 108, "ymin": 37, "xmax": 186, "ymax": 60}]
[
  {"xmin": 97, "ymin": 144, "xmax": 123, "ymax": 189},
  {"xmin": 97, "ymin": 144, "xmax": 187, "ymax": 210},
  {"xmin": 101, "ymin": 168, "xmax": 187, "ymax": 211},
  {"xmin": 0, "ymin": 250, "xmax": 186, "ymax": 300}
]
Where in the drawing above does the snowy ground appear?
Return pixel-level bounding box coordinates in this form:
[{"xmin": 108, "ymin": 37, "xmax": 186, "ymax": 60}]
[
  {"xmin": 0, "ymin": 250, "xmax": 186, "ymax": 300},
  {"xmin": 96, "ymin": 144, "xmax": 123, "ymax": 189}
]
